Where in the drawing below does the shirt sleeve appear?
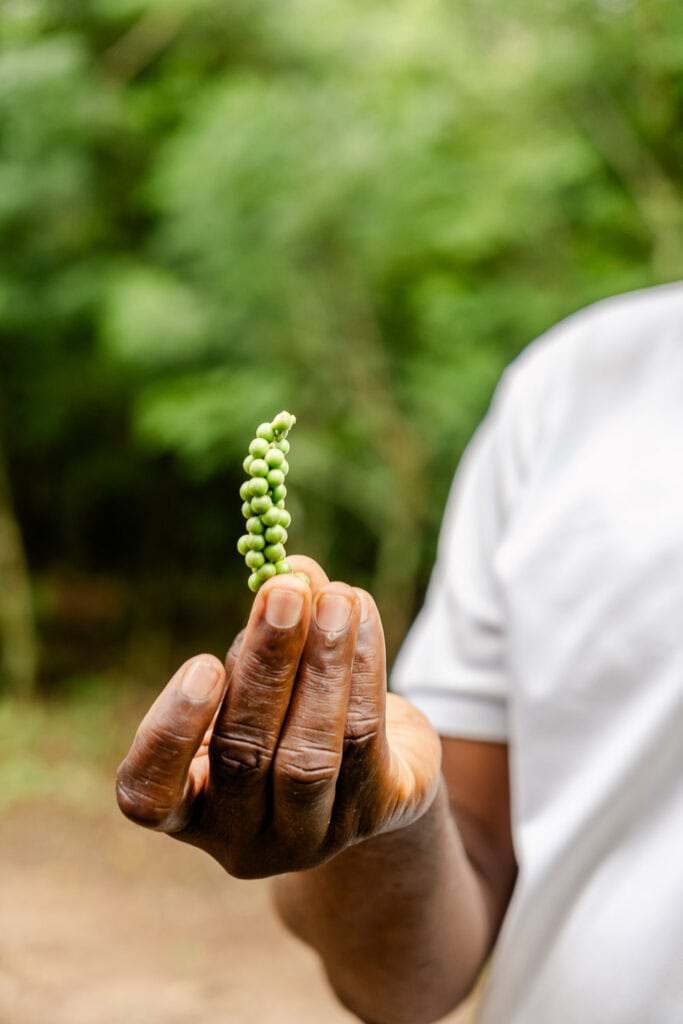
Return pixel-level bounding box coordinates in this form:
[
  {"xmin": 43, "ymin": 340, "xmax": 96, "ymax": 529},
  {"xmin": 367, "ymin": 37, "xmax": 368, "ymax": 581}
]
[{"xmin": 391, "ymin": 367, "xmax": 530, "ymax": 742}]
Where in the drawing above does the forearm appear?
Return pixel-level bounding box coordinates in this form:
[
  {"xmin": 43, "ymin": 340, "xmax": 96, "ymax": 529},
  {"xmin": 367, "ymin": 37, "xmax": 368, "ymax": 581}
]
[{"xmin": 273, "ymin": 780, "xmax": 493, "ymax": 1024}]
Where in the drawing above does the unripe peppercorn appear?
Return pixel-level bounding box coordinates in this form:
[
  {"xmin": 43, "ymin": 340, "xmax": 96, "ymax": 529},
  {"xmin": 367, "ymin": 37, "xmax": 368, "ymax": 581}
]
[
  {"xmin": 264, "ymin": 525, "xmax": 285, "ymax": 544},
  {"xmin": 272, "ymin": 411, "xmax": 293, "ymax": 434},
  {"xmin": 239, "ymin": 411, "xmax": 298, "ymax": 591},
  {"xmin": 250, "ymin": 494, "xmax": 272, "ymax": 514},
  {"xmin": 260, "ymin": 506, "xmax": 281, "ymax": 527},
  {"xmin": 256, "ymin": 562, "xmax": 277, "ymax": 583},
  {"xmin": 245, "ymin": 550, "xmax": 265, "ymax": 569},
  {"xmin": 248, "ymin": 477, "xmax": 269, "ymax": 497},
  {"xmin": 266, "ymin": 468, "xmax": 285, "ymax": 488},
  {"xmin": 265, "ymin": 448, "xmax": 285, "ymax": 468},
  {"xmin": 264, "ymin": 542, "xmax": 286, "ymax": 563},
  {"xmin": 249, "ymin": 438, "xmax": 269, "ymax": 459}
]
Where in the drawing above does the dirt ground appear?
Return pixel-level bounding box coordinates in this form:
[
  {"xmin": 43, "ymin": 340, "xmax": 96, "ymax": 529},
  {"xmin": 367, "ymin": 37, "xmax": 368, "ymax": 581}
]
[{"xmin": 0, "ymin": 799, "xmax": 478, "ymax": 1024}]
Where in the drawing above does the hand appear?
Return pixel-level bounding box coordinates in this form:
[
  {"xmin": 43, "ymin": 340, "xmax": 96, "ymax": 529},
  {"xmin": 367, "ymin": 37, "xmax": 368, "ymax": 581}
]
[{"xmin": 116, "ymin": 557, "xmax": 442, "ymax": 878}]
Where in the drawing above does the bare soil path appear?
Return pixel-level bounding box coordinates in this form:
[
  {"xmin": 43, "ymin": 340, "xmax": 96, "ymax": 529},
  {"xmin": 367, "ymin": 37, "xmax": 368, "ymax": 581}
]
[{"xmin": 1, "ymin": 776, "xmax": 477, "ymax": 1023}]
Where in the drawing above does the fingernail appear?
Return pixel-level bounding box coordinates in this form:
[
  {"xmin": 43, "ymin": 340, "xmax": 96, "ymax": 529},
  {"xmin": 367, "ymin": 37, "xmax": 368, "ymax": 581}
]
[
  {"xmin": 357, "ymin": 591, "xmax": 371, "ymax": 623},
  {"xmin": 316, "ymin": 593, "xmax": 352, "ymax": 632},
  {"xmin": 181, "ymin": 659, "xmax": 222, "ymax": 700},
  {"xmin": 266, "ymin": 588, "xmax": 304, "ymax": 628}
]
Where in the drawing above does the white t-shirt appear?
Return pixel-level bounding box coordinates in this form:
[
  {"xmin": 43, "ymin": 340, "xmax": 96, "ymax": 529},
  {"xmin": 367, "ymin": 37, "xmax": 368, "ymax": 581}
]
[{"xmin": 391, "ymin": 284, "xmax": 683, "ymax": 1024}]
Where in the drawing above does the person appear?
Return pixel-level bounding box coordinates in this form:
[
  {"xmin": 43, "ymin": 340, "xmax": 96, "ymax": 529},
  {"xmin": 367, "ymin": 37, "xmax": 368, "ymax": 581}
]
[{"xmin": 116, "ymin": 283, "xmax": 683, "ymax": 1024}]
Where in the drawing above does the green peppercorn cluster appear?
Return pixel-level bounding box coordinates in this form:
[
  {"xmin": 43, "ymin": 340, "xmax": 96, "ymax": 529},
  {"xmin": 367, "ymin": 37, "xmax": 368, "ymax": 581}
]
[{"xmin": 238, "ymin": 410, "xmax": 296, "ymax": 592}]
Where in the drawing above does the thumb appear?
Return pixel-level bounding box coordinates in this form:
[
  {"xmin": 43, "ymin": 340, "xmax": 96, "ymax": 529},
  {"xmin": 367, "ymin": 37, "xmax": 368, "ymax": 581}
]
[{"xmin": 116, "ymin": 654, "xmax": 226, "ymax": 833}]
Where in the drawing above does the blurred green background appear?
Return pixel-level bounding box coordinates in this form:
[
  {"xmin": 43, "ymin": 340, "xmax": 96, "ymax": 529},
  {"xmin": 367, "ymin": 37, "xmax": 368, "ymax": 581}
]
[{"xmin": 2, "ymin": 0, "xmax": 683, "ymax": 700}]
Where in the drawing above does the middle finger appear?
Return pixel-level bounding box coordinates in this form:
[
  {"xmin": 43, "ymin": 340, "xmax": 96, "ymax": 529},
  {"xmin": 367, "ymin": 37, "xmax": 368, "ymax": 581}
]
[{"xmin": 272, "ymin": 582, "xmax": 361, "ymax": 858}]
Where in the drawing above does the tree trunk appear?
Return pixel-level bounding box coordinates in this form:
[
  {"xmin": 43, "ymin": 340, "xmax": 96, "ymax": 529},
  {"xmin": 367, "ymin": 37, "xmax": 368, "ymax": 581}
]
[{"xmin": 0, "ymin": 450, "xmax": 38, "ymax": 695}]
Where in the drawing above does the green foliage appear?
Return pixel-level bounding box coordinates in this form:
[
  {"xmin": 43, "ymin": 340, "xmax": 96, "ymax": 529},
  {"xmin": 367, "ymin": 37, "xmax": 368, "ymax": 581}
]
[
  {"xmin": 0, "ymin": 676, "xmax": 136, "ymax": 813},
  {"xmin": 1, "ymin": 0, "xmax": 682, "ymax": 671}
]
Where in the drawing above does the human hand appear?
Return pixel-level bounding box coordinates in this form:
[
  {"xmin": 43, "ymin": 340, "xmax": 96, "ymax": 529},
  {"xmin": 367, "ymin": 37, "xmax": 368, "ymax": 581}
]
[{"xmin": 116, "ymin": 557, "xmax": 442, "ymax": 877}]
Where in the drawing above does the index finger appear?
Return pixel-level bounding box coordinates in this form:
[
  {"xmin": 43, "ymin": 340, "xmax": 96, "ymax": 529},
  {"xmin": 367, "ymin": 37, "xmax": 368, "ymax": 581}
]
[{"xmin": 221, "ymin": 559, "xmax": 327, "ymax": 680}]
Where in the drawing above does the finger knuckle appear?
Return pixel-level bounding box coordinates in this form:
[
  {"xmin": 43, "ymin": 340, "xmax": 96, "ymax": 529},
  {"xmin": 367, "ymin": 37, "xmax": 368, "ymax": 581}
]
[
  {"xmin": 115, "ymin": 775, "xmax": 172, "ymax": 830},
  {"xmin": 276, "ymin": 746, "xmax": 339, "ymax": 794},
  {"xmin": 210, "ymin": 731, "xmax": 274, "ymax": 782},
  {"xmin": 345, "ymin": 697, "xmax": 382, "ymax": 744},
  {"xmin": 344, "ymin": 723, "xmax": 380, "ymax": 752}
]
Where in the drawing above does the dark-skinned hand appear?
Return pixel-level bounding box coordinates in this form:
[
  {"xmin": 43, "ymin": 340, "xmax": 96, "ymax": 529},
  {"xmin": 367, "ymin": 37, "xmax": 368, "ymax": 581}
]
[{"xmin": 116, "ymin": 556, "xmax": 441, "ymax": 878}]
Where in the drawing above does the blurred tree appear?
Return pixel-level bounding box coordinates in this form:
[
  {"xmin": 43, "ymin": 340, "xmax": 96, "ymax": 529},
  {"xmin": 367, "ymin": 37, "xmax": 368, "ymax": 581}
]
[
  {"xmin": 106, "ymin": 0, "xmax": 683, "ymax": 654},
  {"xmin": 1, "ymin": 0, "xmax": 682, "ymax": 681},
  {"xmin": 0, "ymin": 450, "xmax": 37, "ymax": 694}
]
